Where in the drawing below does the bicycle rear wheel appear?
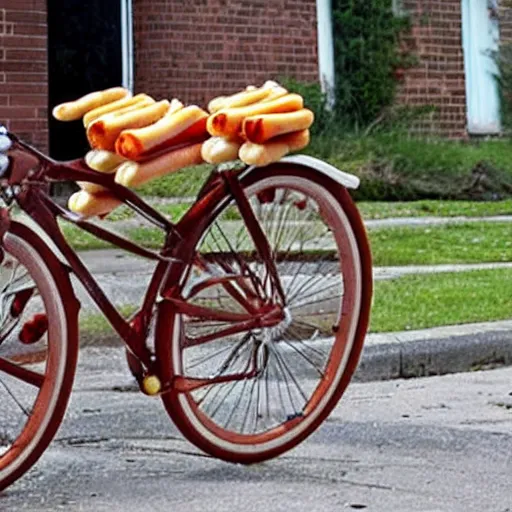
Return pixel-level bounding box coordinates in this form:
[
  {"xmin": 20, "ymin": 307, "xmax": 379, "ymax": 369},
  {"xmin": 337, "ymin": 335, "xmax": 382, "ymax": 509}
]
[
  {"xmin": 157, "ymin": 164, "xmax": 372, "ymax": 463},
  {"xmin": 0, "ymin": 222, "xmax": 79, "ymax": 491}
]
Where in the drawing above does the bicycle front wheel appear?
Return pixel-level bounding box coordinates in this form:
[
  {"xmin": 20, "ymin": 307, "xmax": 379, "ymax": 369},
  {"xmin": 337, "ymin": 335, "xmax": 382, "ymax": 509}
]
[
  {"xmin": 0, "ymin": 222, "xmax": 79, "ymax": 491},
  {"xmin": 157, "ymin": 163, "xmax": 372, "ymax": 463}
]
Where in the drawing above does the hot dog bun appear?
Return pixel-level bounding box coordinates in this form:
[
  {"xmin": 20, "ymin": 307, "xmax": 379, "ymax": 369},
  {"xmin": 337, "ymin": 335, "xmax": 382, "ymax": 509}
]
[
  {"xmin": 207, "ymin": 94, "xmax": 304, "ymax": 138},
  {"xmin": 87, "ymin": 100, "xmax": 170, "ymax": 151},
  {"xmin": 82, "ymin": 94, "xmax": 155, "ymax": 127},
  {"xmin": 243, "ymin": 109, "xmax": 314, "ymax": 144},
  {"xmin": 239, "ymin": 129, "xmax": 310, "ymax": 166},
  {"xmin": 53, "ymin": 87, "xmax": 130, "ymax": 121},
  {"xmin": 115, "ymin": 105, "xmax": 208, "ymax": 160},
  {"xmin": 114, "ymin": 142, "xmax": 204, "ymax": 188},
  {"xmin": 68, "ymin": 190, "xmax": 122, "ymax": 218},
  {"xmin": 201, "ymin": 137, "xmax": 242, "ymax": 164},
  {"xmin": 85, "ymin": 150, "xmax": 127, "ymax": 173}
]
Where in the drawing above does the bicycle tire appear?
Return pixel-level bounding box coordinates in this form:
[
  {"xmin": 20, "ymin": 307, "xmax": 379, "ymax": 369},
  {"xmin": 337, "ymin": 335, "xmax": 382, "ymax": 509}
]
[
  {"xmin": 156, "ymin": 163, "xmax": 372, "ymax": 463},
  {"xmin": 0, "ymin": 222, "xmax": 79, "ymax": 491}
]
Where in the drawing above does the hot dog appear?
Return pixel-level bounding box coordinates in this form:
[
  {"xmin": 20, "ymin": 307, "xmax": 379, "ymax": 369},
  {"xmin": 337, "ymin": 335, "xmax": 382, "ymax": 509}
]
[
  {"xmin": 52, "ymin": 87, "xmax": 130, "ymax": 121},
  {"xmin": 82, "ymin": 94, "xmax": 155, "ymax": 127},
  {"xmin": 243, "ymin": 109, "xmax": 314, "ymax": 144},
  {"xmin": 114, "ymin": 143, "xmax": 204, "ymax": 188},
  {"xmin": 207, "ymin": 94, "xmax": 304, "ymax": 138},
  {"xmin": 238, "ymin": 129, "xmax": 310, "ymax": 166},
  {"xmin": 87, "ymin": 100, "xmax": 170, "ymax": 151},
  {"xmin": 115, "ymin": 105, "xmax": 208, "ymax": 160}
]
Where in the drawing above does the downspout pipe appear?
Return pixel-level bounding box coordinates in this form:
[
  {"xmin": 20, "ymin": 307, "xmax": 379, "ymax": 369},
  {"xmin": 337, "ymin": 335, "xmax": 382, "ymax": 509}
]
[{"xmin": 316, "ymin": 0, "xmax": 336, "ymax": 108}]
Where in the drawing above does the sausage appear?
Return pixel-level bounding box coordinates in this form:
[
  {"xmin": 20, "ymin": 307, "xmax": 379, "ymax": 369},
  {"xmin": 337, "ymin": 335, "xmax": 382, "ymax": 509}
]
[
  {"xmin": 115, "ymin": 105, "xmax": 208, "ymax": 160},
  {"xmin": 243, "ymin": 109, "xmax": 314, "ymax": 144},
  {"xmin": 207, "ymin": 94, "xmax": 304, "ymax": 138},
  {"xmin": 86, "ymin": 100, "xmax": 170, "ymax": 151}
]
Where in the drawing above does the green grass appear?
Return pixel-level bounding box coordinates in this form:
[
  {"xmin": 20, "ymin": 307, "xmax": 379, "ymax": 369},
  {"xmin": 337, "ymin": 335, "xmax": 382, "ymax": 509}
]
[
  {"xmin": 77, "ymin": 270, "xmax": 512, "ymax": 336},
  {"xmin": 371, "ymin": 268, "xmax": 512, "ymax": 332},
  {"xmin": 60, "ymin": 219, "xmax": 512, "ymax": 266},
  {"xmin": 134, "ymin": 164, "xmax": 213, "ymax": 198},
  {"xmin": 107, "ymin": 135, "xmax": 512, "ymax": 202},
  {"xmin": 103, "ymin": 199, "xmax": 512, "ymax": 225},
  {"xmin": 369, "ymin": 222, "xmax": 512, "ymax": 266},
  {"xmin": 357, "ymin": 199, "xmax": 512, "ymax": 220},
  {"xmin": 81, "ymin": 304, "xmax": 137, "ymax": 336}
]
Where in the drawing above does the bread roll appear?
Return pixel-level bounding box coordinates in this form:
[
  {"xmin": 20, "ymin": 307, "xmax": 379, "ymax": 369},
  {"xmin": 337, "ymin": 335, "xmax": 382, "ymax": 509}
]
[
  {"xmin": 243, "ymin": 109, "xmax": 314, "ymax": 144},
  {"xmin": 115, "ymin": 142, "xmax": 204, "ymax": 188},
  {"xmin": 87, "ymin": 100, "xmax": 170, "ymax": 151},
  {"xmin": 82, "ymin": 94, "xmax": 154, "ymax": 127},
  {"xmin": 201, "ymin": 137, "xmax": 242, "ymax": 164},
  {"xmin": 239, "ymin": 129, "xmax": 310, "ymax": 166},
  {"xmin": 207, "ymin": 94, "xmax": 304, "ymax": 138},
  {"xmin": 53, "ymin": 87, "xmax": 130, "ymax": 121},
  {"xmin": 115, "ymin": 105, "xmax": 208, "ymax": 160},
  {"xmin": 85, "ymin": 150, "xmax": 126, "ymax": 173},
  {"xmin": 68, "ymin": 190, "xmax": 122, "ymax": 218}
]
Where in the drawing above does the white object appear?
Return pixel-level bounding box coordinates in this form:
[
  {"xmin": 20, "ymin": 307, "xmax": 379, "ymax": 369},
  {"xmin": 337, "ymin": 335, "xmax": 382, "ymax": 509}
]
[
  {"xmin": 462, "ymin": 0, "xmax": 501, "ymax": 134},
  {"xmin": 121, "ymin": 0, "xmax": 134, "ymax": 93},
  {"xmin": 316, "ymin": 0, "xmax": 336, "ymax": 108},
  {"xmin": 242, "ymin": 154, "xmax": 360, "ymax": 189}
]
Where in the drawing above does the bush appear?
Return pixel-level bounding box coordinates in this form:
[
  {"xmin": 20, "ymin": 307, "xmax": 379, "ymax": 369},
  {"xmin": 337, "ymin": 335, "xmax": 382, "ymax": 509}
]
[{"xmin": 332, "ymin": 0, "xmax": 411, "ymax": 128}]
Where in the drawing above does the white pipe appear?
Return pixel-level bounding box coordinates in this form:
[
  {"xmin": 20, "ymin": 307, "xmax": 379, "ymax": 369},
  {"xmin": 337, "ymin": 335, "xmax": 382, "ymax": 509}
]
[
  {"xmin": 316, "ymin": 0, "xmax": 336, "ymax": 107},
  {"xmin": 121, "ymin": 0, "xmax": 134, "ymax": 92}
]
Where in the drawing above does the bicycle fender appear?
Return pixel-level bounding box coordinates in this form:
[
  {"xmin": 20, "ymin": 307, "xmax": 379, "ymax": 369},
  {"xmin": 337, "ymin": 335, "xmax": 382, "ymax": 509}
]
[{"xmin": 241, "ymin": 154, "xmax": 360, "ymax": 189}]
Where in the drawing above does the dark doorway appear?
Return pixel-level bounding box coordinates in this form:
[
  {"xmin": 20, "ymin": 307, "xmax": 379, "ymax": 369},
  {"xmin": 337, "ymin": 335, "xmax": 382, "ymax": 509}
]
[{"xmin": 47, "ymin": 0, "xmax": 123, "ymax": 161}]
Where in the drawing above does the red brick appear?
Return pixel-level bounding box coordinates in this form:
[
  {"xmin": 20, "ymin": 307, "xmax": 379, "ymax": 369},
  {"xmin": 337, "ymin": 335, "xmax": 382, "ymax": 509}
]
[{"xmin": 133, "ymin": 0, "xmax": 318, "ymax": 106}]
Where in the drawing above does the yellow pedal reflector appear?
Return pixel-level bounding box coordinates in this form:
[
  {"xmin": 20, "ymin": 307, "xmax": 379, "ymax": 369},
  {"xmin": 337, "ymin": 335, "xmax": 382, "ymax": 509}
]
[{"xmin": 142, "ymin": 375, "xmax": 161, "ymax": 395}]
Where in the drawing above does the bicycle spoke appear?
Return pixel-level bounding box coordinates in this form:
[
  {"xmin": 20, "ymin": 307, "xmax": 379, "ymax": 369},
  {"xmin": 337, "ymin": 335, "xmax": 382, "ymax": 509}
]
[
  {"xmin": 0, "ymin": 358, "xmax": 44, "ymax": 388},
  {"xmin": 270, "ymin": 344, "xmax": 308, "ymax": 405},
  {"xmin": 0, "ymin": 377, "xmax": 30, "ymax": 416},
  {"xmin": 169, "ymin": 173, "xmax": 366, "ymax": 453},
  {"xmin": 280, "ymin": 336, "xmax": 325, "ymax": 378}
]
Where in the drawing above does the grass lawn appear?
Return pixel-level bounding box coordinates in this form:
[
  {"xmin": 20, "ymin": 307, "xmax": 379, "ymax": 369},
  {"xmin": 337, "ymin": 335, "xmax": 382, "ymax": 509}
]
[
  {"xmin": 357, "ymin": 199, "xmax": 512, "ymax": 220},
  {"xmin": 370, "ymin": 268, "xmax": 512, "ymax": 332},
  {"xmin": 370, "ymin": 222, "xmax": 512, "ymax": 266},
  {"xmin": 60, "ymin": 219, "xmax": 512, "ymax": 267},
  {"xmin": 78, "ymin": 269, "xmax": 512, "ymax": 337}
]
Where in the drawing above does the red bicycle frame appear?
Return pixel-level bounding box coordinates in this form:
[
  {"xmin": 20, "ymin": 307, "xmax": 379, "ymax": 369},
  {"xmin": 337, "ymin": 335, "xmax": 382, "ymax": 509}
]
[{"xmin": 1, "ymin": 134, "xmax": 285, "ymax": 385}]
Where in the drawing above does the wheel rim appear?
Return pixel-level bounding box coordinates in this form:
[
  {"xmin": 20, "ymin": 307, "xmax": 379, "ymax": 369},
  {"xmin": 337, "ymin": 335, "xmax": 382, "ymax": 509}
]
[
  {"xmin": 0, "ymin": 233, "xmax": 67, "ymax": 480},
  {"xmin": 171, "ymin": 174, "xmax": 362, "ymax": 450}
]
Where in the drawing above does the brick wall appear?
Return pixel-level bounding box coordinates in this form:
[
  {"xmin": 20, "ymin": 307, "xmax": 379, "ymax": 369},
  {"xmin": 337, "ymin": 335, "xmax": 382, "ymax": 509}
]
[
  {"xmin": 396, "ymin": 0, "xmax": 467, "ymax": 138},
  {"xmin": 0, "ymin": 0, "xmax": 48, "ymax": 152},
  {"xmin": 133, "ymin": 0, "xmax": 319, "ymax": 106}
]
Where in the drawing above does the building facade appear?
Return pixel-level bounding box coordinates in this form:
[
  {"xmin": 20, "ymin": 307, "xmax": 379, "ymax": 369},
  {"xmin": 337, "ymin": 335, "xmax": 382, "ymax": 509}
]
[{"xmin": 0, "ymin": 0, "xmax": 509, "ymax": 155}]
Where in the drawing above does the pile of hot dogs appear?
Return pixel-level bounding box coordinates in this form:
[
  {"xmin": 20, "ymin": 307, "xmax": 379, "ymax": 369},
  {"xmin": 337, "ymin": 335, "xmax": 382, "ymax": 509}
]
[{"xmin": 52, "ymin": 81, "xmax": 314, "ymax": 218}]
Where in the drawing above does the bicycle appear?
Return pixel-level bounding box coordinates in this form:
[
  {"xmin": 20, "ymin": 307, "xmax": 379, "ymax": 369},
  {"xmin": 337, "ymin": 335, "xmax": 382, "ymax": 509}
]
[{"xmin": 0, "ymin": 124, "xmax": 372, "ymax": 491}]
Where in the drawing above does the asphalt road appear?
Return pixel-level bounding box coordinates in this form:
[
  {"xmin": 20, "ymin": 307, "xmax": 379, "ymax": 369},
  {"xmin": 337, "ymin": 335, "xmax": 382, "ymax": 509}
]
[{"xmin": 1, "ymin": 347, "xmax": 511, "ymax": 512}]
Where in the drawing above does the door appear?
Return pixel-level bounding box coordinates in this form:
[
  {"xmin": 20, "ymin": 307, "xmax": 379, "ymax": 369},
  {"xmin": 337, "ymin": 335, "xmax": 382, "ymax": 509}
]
[
  {"xmin": 47, "ymin": 0, "xmax": 133, "ymax": 160},
  {"xmin": 462, "ymin": 0, "xmax": 501, "ymax": 134}
]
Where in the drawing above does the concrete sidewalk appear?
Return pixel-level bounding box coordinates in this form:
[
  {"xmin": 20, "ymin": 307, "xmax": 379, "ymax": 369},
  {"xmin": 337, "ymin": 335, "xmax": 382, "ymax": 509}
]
[
  {"xmin": 10, "ymin": 217, "xmax": 512, "ymax": 382},
  {"xmin": 70, "ymin": 249, "xmax": 512, "ymax": 383}
]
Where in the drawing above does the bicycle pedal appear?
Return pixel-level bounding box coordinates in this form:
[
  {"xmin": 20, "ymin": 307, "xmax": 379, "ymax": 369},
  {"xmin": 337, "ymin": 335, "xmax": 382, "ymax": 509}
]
[{"xmin": 142, "ymin": 374, "xmax": 162, "ymax": 396}]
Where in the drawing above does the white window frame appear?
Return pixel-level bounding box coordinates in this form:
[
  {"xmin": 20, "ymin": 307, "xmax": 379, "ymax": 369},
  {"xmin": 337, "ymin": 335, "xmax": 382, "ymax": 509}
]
[{"xmin": 121, "ymin": 0, "xmax": 134, "ymax": 92}]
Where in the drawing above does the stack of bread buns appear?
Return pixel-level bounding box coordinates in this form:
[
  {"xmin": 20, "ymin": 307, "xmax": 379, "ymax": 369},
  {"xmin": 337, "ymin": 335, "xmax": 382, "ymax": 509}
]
[
  {"xmin": 53, "ymin": 87, "xmax": 208, "ymax": 217},
  {"xmin": 202, "ymin": 80, "xmax": 313, "ymax": 166},
  {"xmin": 52, "ymin": 81, "xmax": 313, "ymax": 219}
]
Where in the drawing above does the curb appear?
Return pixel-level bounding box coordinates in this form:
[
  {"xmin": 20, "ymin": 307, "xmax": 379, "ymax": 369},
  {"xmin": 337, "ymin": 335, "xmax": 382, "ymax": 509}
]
[{"xmin": 355, "ymin": 320, "xmax": 512, "ymax": 382}]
